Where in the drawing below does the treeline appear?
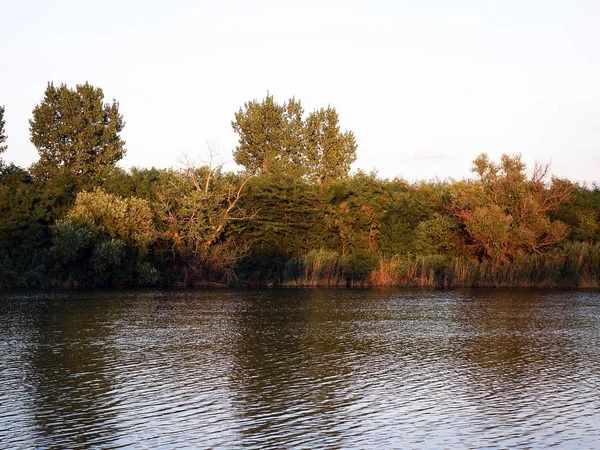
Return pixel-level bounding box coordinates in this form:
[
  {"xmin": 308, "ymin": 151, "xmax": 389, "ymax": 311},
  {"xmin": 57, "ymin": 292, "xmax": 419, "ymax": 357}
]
[{"xmin": 1, "ymin": 84, "xmax": 599, "ymax": 289}]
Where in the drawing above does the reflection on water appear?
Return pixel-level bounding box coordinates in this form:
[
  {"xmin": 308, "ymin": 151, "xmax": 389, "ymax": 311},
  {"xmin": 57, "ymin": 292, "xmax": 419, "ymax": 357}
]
[{"xmin": 1, "ymin": 289, "xmax": 599, "ymax": 448}]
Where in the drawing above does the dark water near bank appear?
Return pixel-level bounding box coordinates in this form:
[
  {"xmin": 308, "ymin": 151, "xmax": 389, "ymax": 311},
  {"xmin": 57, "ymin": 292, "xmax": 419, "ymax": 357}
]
[{"xmin": 1, "ymin": 289, "xmax": 599, "ymax": 449}]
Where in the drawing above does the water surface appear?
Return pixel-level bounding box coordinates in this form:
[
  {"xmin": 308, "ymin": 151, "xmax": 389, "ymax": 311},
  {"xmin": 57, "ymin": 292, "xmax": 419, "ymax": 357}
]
[{"xmin": 1, "ymin": 289, "xmax": 599, "ymax": 448}]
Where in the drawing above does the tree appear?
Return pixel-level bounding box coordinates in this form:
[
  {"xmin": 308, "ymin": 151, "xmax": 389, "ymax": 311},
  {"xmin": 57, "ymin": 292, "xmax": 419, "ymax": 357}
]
[
  {"xmin": 0, "ymin": 165, "xmax": 47, "ymax": 238},
  {"xmin": 0, "ymin": 105, "xmax": 7, "ymax": 157},
  {"xmin": 305, "ymin": 106, "xmax": 357, "ymax": 184},
  {"xmin": 29, "ymin": 82, "xmax": 125, "ymax": 184},
  {"xmin": 154, "ymin": 162, "xmax": 255, "ymax": 285},
  {"xmin": 450, "ymin": 153, "xmax": 573, "ymax": 261},
  {"xmin": 325, "ymin": 171, "xmax": 388, "ymax": 255},
  {"xmin": 240, "ymin": 173, "xmax": 330, "ymax": 256},
  {"xmin": 51, "ymin": 188, "xmax": 158, "ymax": 287},
  {"xmin": 0, "ymin": 164, "xmax": 51, "ymax": 289},
  {"xmin": 64, "ymin": 188, "xmax": 155, "ymax": 250},
  {"xmin": 413, "ymin": 213, "xmax": 462, "ymax": 256},
  {"xmin": 232, "ymin": 94, "xmax": 305, "ymax": 176},
  {"xmin": 552, "ymin": 183, "xmax": 600, "ymax": 242},
  {"xmin": 232, "ymin": 94, "xmax": 357, "ymax": 183}
]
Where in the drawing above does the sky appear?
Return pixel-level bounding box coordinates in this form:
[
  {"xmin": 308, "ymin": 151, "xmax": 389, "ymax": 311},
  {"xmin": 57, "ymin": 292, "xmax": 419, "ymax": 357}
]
[{"xmin": 1, "ymin": 0, "xmax": 600, "ymax": 184}]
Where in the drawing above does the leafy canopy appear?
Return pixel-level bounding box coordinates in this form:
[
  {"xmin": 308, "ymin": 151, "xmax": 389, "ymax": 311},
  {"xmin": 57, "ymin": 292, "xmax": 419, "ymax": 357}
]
[
  {"xmin": 29, "ymin": 82, "xmax": 125, "ymax": 184},
  {"xmin": 451, "ymin": 153, "xmax": 573, "ymax": 261},
  {"xmin": 232, "ymin": 93, "xmax": 356, "ymax": 183},
  {"xmin": 0, "ymin": 105, "xmax": 7, "ymax": 156},
  {"xmin": 64, "ymin": 187, "xmax": 155, "ymax": 250}
]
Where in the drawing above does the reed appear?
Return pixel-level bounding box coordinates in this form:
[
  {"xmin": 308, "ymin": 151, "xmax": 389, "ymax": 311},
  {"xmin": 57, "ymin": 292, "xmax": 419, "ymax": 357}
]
[
  {"xmin": 278, "ymin": 242, "xmax": 600, "ymax": 288},
  {"xmin": 284, "ymin": 249, "xmax": 343, "ymax": 287},
  {"xmin": 370, "ymin": 257, "xmax": 402, "ymax": 286}
]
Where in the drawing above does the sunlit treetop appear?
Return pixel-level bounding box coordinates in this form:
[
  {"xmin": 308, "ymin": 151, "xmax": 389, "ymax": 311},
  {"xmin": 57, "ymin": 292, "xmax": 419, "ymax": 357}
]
[
  {"xmin": 0, "ymin": 105, "xmax": 7, "ymax": 156},
  {"xmin": 29, "ymin": 82, "xmax": 125, "ymax": 185}
]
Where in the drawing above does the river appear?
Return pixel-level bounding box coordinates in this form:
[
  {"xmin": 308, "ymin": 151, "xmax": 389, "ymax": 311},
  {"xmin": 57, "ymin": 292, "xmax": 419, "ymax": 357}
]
[{"xmin": 1, "ymin": 288, "xmax": 599, "ymax": 448}]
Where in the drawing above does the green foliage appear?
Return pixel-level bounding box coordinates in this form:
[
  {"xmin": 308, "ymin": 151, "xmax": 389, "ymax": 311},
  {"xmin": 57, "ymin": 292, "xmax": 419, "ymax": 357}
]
[
  {"xmin": 572, "ymin": 207, "xmax": 599, "ymax": 238},
  {"xmin": 0, "ymin": 224, "xmax": 48, "ymax": 288},
  {"xmin": 0, "ymin": 164, "xmax": 60, "ymax": 288},
  {"xmin": 1, "ymin": 88, "xmax": 600, "ymax": 289},
  {"xmin": 325, "ymin": 171, "xmax": 387, "ymax": 254},
  {"xmin": 91, "ymin": 239, "xmax": 126, "ymax": 285},
  {"xmin": 451, "ymin": 153, "xmax": 572, "ymax": 261},
  {"xmin": 153, "ymin": 165, "xmax": 254, "ymax": 285},
  {"xmin": 103, "ymin": 166, "xmax": 162, "ymax": 200},
  {"xmin": 49, "ymin": 189, "xmax": 157, "ymax": 287},
  {"xmin": 49, "ymin": 221, "xmax": 95, "ymax": 285},
  {"xmin": 466, "ymin": 203, "xmax": 513, "ymax": 260},
  {"xmin": 36, "ymin": 170, "xmax": 81, "ymax": 222},
  {"xmin": 552, "ymin": 183, "xmax": 600, "ymax": 242},
  {"xmin": 343, "ymin": 251, "xmax": 378, "ymax": 282},
  {"xmin": 65, "ymin": 188, "xmax": 155, "ymax": 250},
  {"xmin": 378, "ymin": 180, "xmax": 449, "ymax": 256},
  {"xmin": 135, "ymin": 261, "xmax": 160, "ymax": 285},
  {"xmin": 305, "ymin": 106, "xmax": 357, "ymax": 184},
  {"xmin": 29, "ymin": 82, "xmax": 125, "ymax": 185},
  {"xmin": 0, "ymin": 165, "xmax": 45, "ymax": 238},
  {"xmin": 232, "ymin": 94, "xmax": 305, "ymax": 176},
  {"xmin": 413, "ymin": 213, "xmax": 462, "ymax": 256},
  {"xmin": 232, "ymin": 94, "xmax": 356, "ymax": 183},
  {"xmin": 240, "ymin": 174, "xmax": 331, "ymax": 257},
  {"xmin": 49, "ymin": 221, "xmax": 158, "ymax": 288},
  {"xmin": 0, "ymin": 105, "xmax": 7, "ymax": 156},
  {"xmin": 50, "ymin": 222, "xmax": 93, "ymax": 264}
]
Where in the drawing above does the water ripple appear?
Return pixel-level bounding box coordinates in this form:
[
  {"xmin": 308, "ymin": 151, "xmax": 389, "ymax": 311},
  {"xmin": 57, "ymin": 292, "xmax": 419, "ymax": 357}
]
[{"xmin": 1, "ymin": 289, "xmax": 599, "ymax": 448}]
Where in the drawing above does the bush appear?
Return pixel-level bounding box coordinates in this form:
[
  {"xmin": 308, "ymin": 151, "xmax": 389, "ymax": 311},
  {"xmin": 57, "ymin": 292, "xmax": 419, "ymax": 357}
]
[{"xmin": 343, "ymin": 251, "xmax": 378, "ymax": 283}]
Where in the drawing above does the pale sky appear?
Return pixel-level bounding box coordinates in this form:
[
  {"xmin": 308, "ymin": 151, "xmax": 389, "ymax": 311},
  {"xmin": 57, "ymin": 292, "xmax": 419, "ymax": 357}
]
[{"xmin": 1, "ymin": 0, "xmax": 600, "ymax": 184}]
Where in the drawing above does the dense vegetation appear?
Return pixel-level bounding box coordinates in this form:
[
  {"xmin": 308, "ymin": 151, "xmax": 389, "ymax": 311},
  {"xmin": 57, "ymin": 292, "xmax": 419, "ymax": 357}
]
[{"xmin": 1, "ymin": 84, "xmax": 599, "ymax": 289}]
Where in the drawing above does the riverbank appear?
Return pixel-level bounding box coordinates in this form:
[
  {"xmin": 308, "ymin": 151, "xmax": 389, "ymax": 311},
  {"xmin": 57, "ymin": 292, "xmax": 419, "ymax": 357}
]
[{"xmin": 237, "ymin": 243, "xmax": 600, "ymax": 289}]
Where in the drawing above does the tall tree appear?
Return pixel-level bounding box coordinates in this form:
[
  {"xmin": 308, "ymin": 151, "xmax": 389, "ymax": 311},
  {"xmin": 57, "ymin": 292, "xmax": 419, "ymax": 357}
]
[
  {"xmin": 29, "ymin": 82, "xmax": 125, "ymax": 184},
  {"xmin": 0, "ymin": 105, "xmax": 7, "ymax": 156},
  {"xmin": 305, "ymin": 106, "xmax": 357, "ymax": 184},
  {"xmin": 232, "ymin": 94, "xmax": 305, "ymax": 176},
  {"xmin": 232, "ymin": 94, "xmax": 357, "ymax": 182}
]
